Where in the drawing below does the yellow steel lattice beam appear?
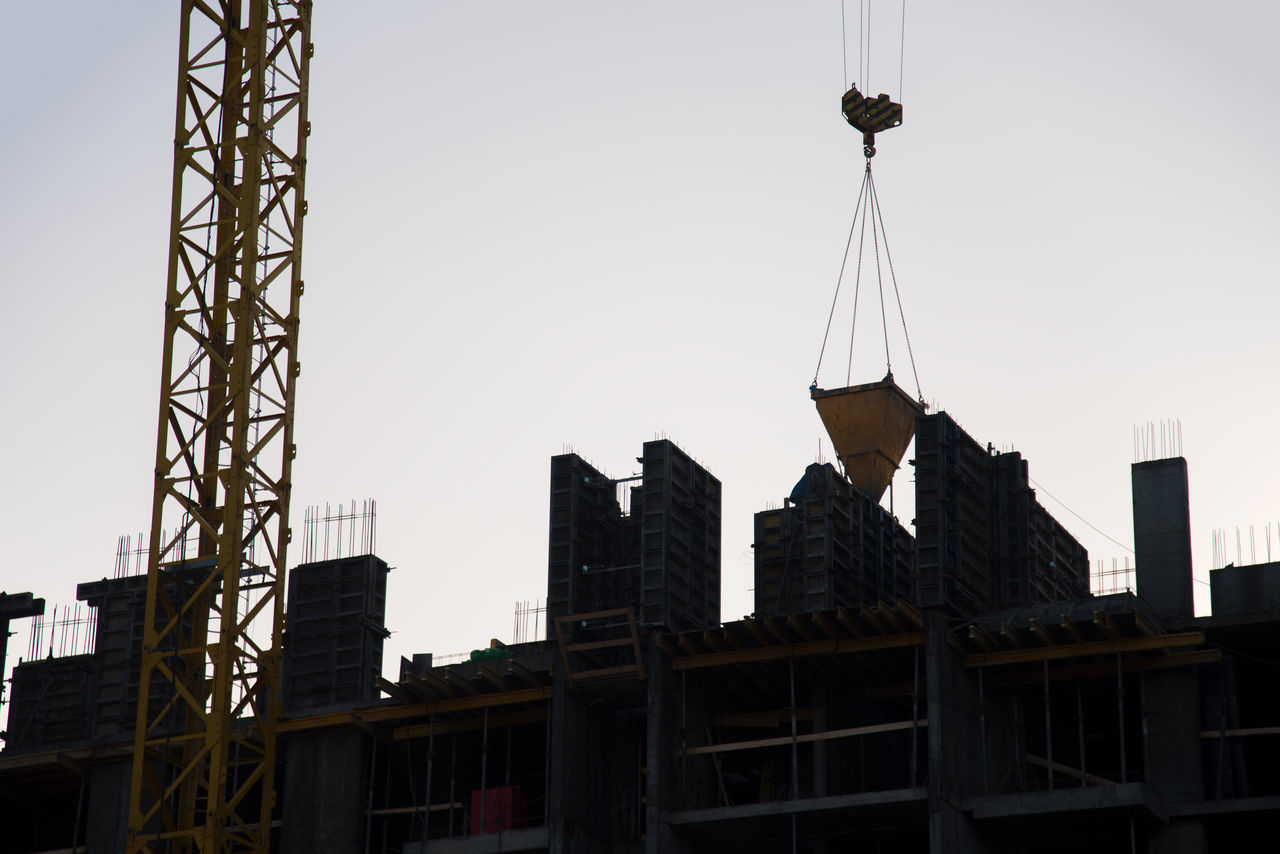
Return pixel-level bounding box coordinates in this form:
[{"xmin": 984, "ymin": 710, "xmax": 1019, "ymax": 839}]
[{"xmin": 128, "ymin": 2, "xmax": 312, "ymax": 851}]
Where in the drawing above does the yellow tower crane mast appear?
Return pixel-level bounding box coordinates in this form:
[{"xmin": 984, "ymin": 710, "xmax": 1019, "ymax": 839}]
[{"xmin": 127, "ymin": 2, "xmax": 313, "ymax": 851}]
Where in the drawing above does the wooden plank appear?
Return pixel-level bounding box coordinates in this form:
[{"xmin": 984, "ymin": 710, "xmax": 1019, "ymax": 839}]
[
  {"xmin": 1058, "ymin": 616, "xmax": 1087, "ymax": 645},
  {"xmin": 1027, "ymin": 619, "xmax": 1054, "ymax": 647},
  {"xmin": 836, "ymin": 608, "xmax": 863, "ymax": 636},
  {"xmin": 375, "ymin": 676, "xmax": 417, "ymax": 704},
  {"xmin": 787, "ymin": 614, "xmax": 819, "ymax": 641},
  {"xmin": 969, "ymin": 625, "xmax": 997, "ymax": 653},
  {"xmin": 812, "ymin": 611, "xmax": 842, "ymax": 641},
  {"xmin": 1023, "ymin": 752, "xmax": 1115, "ymax": 786},
  {"xmin": 277, "ymin": 685, "xmax": 555, "ymax": 734},
  {"xmin": 503, "ymin": 659, "xmax": 544, "ymax": 689},
  {"xmin": 565, "ymin": 637, "xmax": 635, "ymax": 654},
  {"xmin": 684, "ymin": 719, "xmax": 927, "ymax": 756},
  {"xmin": 963, "ymin": 632, "xmax": 1205, "ymax": 668},
  {"xmin": 570, "ymin": 664, "xmax": 642, "ymax": 681},
  {"xmin": 983, "ymin": 649, "xmax": 1221, "ymax": 687},
  {"xmin": 875, "ymin": 601, "xmax": 908, "ymax": 633},
  {"xmin": 897, "ymin": 599, "xmax": 925, "ymax": 630},
  {"xmin": 369, "ymin": 802, "xmax": 464, "ymax": 816},
  {"xmin": 671, "ymin": 632, "xmax": 922, "ymax": 670},
  {"xmin": 1199, "ymin": 726, "xmax": 1280, "ymax": 739},
  {"xmin": 476, "ymin": 663, "xmax": 508, "ymax": 692}
]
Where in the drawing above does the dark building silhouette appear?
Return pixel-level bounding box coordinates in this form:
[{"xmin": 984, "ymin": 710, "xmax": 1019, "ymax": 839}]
[{"xmin": 2, "ymin": 433, "xmax": 1276, "ymax": 854}]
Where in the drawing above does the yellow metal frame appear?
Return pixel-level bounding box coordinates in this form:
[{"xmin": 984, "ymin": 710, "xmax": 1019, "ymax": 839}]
[{"xmin": 128, "ymin": 2, "xmax": 312, "ymax": 851}]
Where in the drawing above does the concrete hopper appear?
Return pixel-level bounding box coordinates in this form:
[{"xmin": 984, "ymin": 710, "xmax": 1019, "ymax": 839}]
[{"xmin": 811, "ymin": 378, "xmax": 923, "ymax": 502}]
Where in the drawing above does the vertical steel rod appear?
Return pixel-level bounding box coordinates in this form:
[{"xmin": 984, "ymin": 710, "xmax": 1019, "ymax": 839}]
[
  {"xmin": 1117, "ymin": 652, "xmax": 1127, "ymax": 784},
  {"xmin": 1044, "ymin": 661, "xmax": 1053, "ymax": 791},
  {"xmin": 381, "ymin": 737, "xmax": 393, "ymax": 854},
  {"xmin": 681, "ymin": 669, "xmax": 688, "ymax": 806},
  {"xmin": 910, "ymin": 645, "xmax": 920, "ymax": 787},
  {"xmin": 479, "ymin": 707, "xmax": 489, "ymax": 834},
  {"xmin": 364, "ymin": 739, "xmax": 377, "ymax": 854},
  {"xmin": 505, "ymin": 722, "xmax": 513, "ymax": 786},
  {"xmin": 424, "ymin": 715, "xmax": 435, "ymax": 847},
  {"xmin": 1139, "ymin": 671, "xmax": 1149, "ymax": 782},
  {"xmin": 1076, "ymin": 680, "xmax": 1086, "ymax": 788},
  {"xmin": 1013, "ymin": 694, "xmax": 1024, "ymax": 791},
  {"xmin": 1216, "ymin": 662, "xmax": 1228, "ymax": 799},
  {"xmin": 544, "ymin": 701, "xmax": 552, "ymax": 826},
  {"xmin": 448, "ymin": 735, "xmax": 457, "ymax": 838},
  {"xmin": 71, "ymin": 771, "xmax": 86, "ymax": 853},
  {"xmin": 790, "ymin": 657, "xmax": 799, "ymax": 854},
  {"xmin": 979, "ymin": 667, "xmax": 989, "ymax": 795}
]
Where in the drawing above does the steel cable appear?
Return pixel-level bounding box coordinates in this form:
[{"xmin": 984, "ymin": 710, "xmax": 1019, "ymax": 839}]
[{"xmin": 812, "ymin": 166, "xmax": 872, "ymax": 385}]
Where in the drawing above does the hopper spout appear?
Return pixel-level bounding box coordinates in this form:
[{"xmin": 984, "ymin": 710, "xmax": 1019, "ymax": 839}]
[{"xmin": 810, "ymin": 377, "xmax": 923, "ymax": 501}]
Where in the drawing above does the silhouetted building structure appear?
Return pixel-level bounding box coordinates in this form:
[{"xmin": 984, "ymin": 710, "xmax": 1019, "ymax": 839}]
[{"xmin": 2, "ymin": 435, "xmax": 1277, "ymax": 854}]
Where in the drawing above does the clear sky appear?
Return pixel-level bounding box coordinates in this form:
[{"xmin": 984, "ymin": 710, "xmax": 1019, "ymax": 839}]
[{"xmin": 1, "ymin": 2, "xmax": 1277, "ymax": 694}]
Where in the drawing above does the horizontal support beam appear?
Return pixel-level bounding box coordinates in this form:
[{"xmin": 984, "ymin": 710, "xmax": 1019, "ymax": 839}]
[
  {"xmin": 277, "ymin": 685, "xmax": 554, "ymax": 734},
  {"xmin": 369, "ymin": 802, "xmax": 464, "ymax": 817},
  {"xmin": 964, "ymin": 632, "xmax": 1205, "ymax": 668},
  {"xmin": 394, "ymin": 707, "xmax": 549, "ymax": 741},
  {"xmin": 565, "ymin": 663, "xmax": 644, "ymax": 684},
  {"xmin": 1024, "ymin": 752, "xmax": 1115, "ymax": 786},
  {"xmin": 685, "ymin": 718, "xmax": 926, "ymax": 756},
  {"xmin": 563, "ymin": 637, "xmax": 635, "ymax": 653},
  {"xmin": 1199, "ymin": 726, "xmax": 1280, "ymax": 739},
  {"xmin": 671, "ymin": 632, "xmax": 922, "ymax": 670},
  {"xmin": 986, "ymin": 649, "xmax": 1222, "ymax": 687}
]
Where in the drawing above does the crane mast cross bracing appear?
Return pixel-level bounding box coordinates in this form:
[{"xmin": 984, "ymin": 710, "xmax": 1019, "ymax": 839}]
[{"xmin": 127, "ymin": 2, "xmax": 313, "ymax": 851}]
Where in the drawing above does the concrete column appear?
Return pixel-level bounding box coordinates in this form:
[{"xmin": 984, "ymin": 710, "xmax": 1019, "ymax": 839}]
[
  {"xmin": 925, "ymin": 613, "xmax": 990, "ymax": 854},
  {"xmin": 85, "ymin": 759, "xmax": 130, "ymax": 854},
  {"xmin": 548, "ymin": 668, "xmax": 611, "ymax": 854},
  {"xmin": 1142, "ymin": 668, "xmax": 1206, "ymax": 854},
  {"xmin": 1149, "ymin": 821, "xmax": 1207, "ymax": 854},
  {"xmin": 645, "ymin": 645, "xmax": 703, "ymax": 854},
  {"xmin": 279, "ymin": 729, "xmax": 368, "ymax": 854},
  {"xmin": 1132, "ymin": 458, "xmax": 1194, "ymax": 618}
]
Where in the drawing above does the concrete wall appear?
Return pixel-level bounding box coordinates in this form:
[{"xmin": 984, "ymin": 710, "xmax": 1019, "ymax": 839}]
[{"xmin": 1209, "ymin": 561, "xmax": 1280, "ymax": 616}]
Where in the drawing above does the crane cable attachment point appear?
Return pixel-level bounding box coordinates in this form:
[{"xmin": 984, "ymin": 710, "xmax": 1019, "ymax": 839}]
[{"xmin": 841, "ymin": 84, "xmax": 902, "ymax": 159}]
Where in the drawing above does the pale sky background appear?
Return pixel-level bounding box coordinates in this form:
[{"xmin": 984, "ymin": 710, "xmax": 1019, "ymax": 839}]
[{"xmin": 2, "ymin": 3, "xmax": 1278, "ymax": 708}]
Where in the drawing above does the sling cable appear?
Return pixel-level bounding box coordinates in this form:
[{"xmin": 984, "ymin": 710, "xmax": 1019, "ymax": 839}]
[{"xmin": 809, "ymin": 78, "xmax": 924, "ymax": 506}]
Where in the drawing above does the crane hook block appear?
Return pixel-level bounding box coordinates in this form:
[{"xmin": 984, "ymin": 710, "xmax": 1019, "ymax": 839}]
[{"xmin": 842, "ymin": 84, "xmax": 902, "ymax": 158}]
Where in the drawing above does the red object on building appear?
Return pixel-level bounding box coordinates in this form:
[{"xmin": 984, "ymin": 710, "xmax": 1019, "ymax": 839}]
[{"xmin": 469, "ymin": 786, "xmax": 528, "ymax": 834}]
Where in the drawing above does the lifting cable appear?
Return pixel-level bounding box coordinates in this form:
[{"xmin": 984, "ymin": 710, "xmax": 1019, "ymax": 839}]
[
  {"xmin": 812, "ymin": 167, "xmax": 869, "ymax": 385},
  {"xmin": 812, "ymin": 161, "xmax": 922, "ymax": 404},
  {"xmin": 845, "ymin": 171, "xmax": 871, "ymax": 386},
  {"xmin": 868, "ymin": 166, "xmax": 922, "ymax": 399},
  {"xmin": 817, "ymin": 2, "xmax": 919, "ymax": 400}
]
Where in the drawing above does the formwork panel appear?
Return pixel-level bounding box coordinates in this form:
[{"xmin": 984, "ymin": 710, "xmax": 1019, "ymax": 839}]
[
  {"xmin": 753, "ymin": 462, "xmax": 914, "ymax": 616},
  {"xmin": 913, "ymin": 413, "xmax": 1087, "ymax": 617},
  {"xmin": 547, "ymin": 454, "xmax": 633, "ymax": 624},
  {"xmin": 282, "ymin": 554, "xmax": 390, "ymax": 712},
  {"xmin": 77, "ymin": 574, "xmax": 187, "ymax": 742},
  {"xmin": 5, "ymin": 655, "xmax": 94, "ymax": 751},
  {"xmin": 639, "ymin": 440, "xmax": 721, "ymax": 633}
]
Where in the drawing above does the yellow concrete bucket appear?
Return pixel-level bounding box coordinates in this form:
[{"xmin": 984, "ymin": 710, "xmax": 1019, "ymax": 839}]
[{"xmin": 810, "ymin": 378, "xmax": 923, "ymax": 502}]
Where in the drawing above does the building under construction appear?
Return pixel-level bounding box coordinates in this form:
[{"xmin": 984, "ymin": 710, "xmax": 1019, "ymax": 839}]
[
  {"xmin": 6, "ymin": 7, "xmax": 1278, "ymax": 853},
  {"xmin": 4, "ymin": 420, "xmax": 1279, "ymax": 854}
]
